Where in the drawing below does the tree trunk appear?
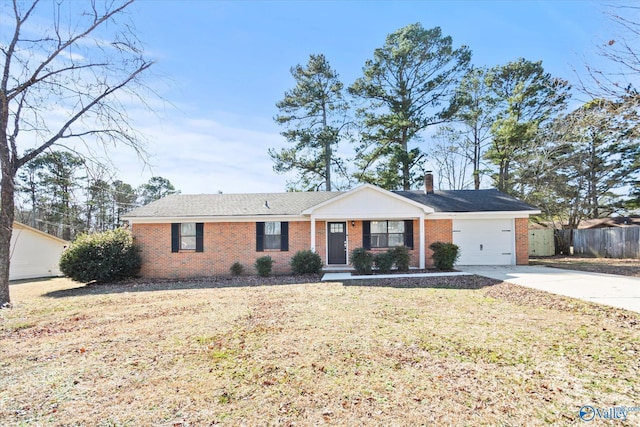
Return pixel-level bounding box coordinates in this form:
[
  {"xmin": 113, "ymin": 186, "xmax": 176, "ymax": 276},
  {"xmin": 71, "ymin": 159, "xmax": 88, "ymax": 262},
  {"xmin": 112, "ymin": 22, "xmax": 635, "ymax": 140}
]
[
  {"xmin": 0, "ymin": 165, "xmax": 16, "ymax": 306},
  {"xmin": 322, "ymin": 105, "xmax": 331, "ymax": 191},
  {"xmin": 473, "ymin": 124, "xmax": 481, "ymax": 190},
  {"xmin": 402, "ymin": 129, "xmax": 410, "ymax": 190}
]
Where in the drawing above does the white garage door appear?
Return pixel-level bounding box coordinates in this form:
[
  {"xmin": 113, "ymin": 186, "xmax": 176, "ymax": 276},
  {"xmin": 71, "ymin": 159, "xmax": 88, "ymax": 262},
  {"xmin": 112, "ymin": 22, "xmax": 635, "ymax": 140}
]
[{"xmin": 452, "ymin": 219, "xmax": 515, "ymax": 265}]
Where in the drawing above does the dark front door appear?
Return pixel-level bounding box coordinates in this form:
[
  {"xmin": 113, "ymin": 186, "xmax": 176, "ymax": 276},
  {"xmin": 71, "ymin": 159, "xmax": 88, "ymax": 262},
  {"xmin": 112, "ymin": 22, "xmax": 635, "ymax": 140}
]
[{"xmin": 327, "ymin": 222, "xmax": 347, "ymax": 264}]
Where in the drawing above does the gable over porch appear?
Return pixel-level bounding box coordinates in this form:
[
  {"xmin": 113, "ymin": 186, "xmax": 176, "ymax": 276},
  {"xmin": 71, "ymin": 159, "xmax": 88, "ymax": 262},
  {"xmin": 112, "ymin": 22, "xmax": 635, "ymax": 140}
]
[{"xmin": 302, "ymin": 184, "xmax": 434, "ymax": 269}]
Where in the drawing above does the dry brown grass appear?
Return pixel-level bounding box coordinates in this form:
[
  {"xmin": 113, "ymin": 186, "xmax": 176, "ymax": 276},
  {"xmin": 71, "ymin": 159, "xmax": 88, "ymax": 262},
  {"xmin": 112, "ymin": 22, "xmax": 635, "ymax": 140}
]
[{"xmin": 1, "ymin": 276, "xmax": 640, "ymax": 426}]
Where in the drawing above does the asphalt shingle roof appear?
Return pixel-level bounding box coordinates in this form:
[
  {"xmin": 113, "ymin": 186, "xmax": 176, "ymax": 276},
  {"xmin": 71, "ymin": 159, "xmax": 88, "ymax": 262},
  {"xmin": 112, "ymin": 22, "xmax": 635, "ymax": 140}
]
[
  {"xmin": 393, "ymin": 189, "xmax": 539, "ymax": 212},
  {"xmin": 123, "ymin": 192, "xmax": 343, "ymax": 218},
  {"xmin": 123, "ymin": 188, "xmax": 538, "ymax": 219}
]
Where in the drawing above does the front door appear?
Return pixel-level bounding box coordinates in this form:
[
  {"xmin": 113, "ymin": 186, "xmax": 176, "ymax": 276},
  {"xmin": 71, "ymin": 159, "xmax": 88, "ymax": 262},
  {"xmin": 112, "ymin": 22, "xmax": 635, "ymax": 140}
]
[{"xmin": 327, "ymin": 222, "xmax": 347, "ymax": 264}]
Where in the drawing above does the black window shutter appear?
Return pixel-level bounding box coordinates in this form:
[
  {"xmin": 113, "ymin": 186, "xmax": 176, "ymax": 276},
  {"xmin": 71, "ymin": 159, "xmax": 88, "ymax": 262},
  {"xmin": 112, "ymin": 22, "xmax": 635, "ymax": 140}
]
[
  {"xmin": 195, "ymin": 223, "xmax": 204, "ymax": 252},
  {"xmin": 404, "ymin": 220, "xmax": 414, "ymax": 249},
  {"xmin": 171, "ymin": 223, "xmax": 180, "ymax": 253},
  {"xmin": 363, "ymin": 221, "xmax": 371, "ymax": 250},
  {"xmin": 280, "ymin": 222, "xmax": 289, "ymax": 252},
  {"xmin": 256, "ymin": 222, "xmax": 265, "ymax": 252}
]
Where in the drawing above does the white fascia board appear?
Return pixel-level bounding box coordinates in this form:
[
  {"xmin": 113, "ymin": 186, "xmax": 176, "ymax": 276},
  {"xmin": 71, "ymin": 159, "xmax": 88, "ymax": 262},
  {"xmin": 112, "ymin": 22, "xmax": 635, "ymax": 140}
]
[
  {"xmin": 123, "ymin": 214, "xmax": 308, "ymax": 224},
  {"xmin": 301, "ymin": 183, "xmax": 434, "ymax": 215},
  {"xmin": 427, "ymin": 210, "xmax": 541, "ymax": 220},
  {"xmin": 13, "ymin": 222, "xmax": 69, "ymax": 244},
  {"xmin": 314, "ymin": 213, "xmax": 425, "ymax": 221}
]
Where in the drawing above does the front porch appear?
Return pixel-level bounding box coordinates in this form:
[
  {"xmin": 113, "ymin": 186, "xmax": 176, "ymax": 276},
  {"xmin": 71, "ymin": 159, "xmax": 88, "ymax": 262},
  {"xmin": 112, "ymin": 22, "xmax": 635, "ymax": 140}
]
[{"xmin": 301, "ymin": 184, "xmax": 435, "ymax": 270}]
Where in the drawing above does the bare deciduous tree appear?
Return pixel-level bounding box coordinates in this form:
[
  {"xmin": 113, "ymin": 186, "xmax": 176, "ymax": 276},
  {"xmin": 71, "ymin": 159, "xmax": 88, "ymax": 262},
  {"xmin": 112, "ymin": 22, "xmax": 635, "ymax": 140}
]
[
  {"xmin": 0, "ymin": 0, "xmax": 154, "ymax": 306},
  {"xmin": 582, "ymin": 4, "xmax": 640, "ymax": 100}
]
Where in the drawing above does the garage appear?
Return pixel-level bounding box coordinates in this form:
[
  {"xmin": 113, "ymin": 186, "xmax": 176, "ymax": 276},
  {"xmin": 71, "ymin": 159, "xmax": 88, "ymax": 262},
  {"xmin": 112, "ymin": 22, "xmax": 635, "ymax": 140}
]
[{"xmin": 452, "ymin": 218, "xmax": 515, "ymax": 265}]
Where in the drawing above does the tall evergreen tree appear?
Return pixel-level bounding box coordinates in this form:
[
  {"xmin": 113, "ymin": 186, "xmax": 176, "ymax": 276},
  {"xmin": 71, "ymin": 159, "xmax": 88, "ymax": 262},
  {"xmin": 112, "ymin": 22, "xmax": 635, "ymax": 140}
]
[
  {"xmin": 349, "ymin": 23, "xmax": 471, "ymax": 190},
  {"xmin": 29, "ymin": 151, "xmax": 85, "ymax": 240},
  {"xmin": 485, "ymin": 58, "xmax": 571, "ymax": 194},
  {"xmin": 138, "ymin": 176, "xmax": 179, "ymax": 205},
  {"xmin": 270, "ymin": 54, "xmax": 349, "ymax": 191},
  {"xmin": 112, "ymin": 180, "xmax": 138, "ymax": 225}
]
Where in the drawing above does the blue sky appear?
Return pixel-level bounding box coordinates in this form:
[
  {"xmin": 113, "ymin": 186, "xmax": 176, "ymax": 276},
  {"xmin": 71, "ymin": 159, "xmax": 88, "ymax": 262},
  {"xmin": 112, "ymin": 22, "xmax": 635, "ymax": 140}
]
[{"xmin": 103, "ymin": 1, "xmax": 611, "ymax": 194}]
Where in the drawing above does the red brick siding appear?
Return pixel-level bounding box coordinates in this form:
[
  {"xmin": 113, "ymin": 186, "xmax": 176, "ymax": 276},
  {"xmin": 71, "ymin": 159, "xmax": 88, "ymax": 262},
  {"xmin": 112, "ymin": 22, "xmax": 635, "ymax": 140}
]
[
  {"xmin": 315, "ymin": 220, "xmax": 327, "ymax": 264},
  {"xmin": 515, "ymin": 217, "xmax": 529, "ymax": 265},
  {"xmin": 424, "ymin": 219, "xmax": 453, "ymax": 267},
  {"xmin": 132, "ymin": 221, "xmax": 311, "ymax": 278}
]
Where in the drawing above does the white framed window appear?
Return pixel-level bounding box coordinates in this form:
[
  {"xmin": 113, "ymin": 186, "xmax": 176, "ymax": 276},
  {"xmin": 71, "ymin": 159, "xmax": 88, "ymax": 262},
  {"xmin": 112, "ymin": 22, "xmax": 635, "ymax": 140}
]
[
  {"xmin": 370, "ymin": 220, "xmax": 405, "ymax": 248},
  {"xmin": 181, "ymin": 223, "xmax": 196, "ymax": 250},
  {"xmin": 264, "ymin": 221, "xmax": 281, "ymax": 250}
]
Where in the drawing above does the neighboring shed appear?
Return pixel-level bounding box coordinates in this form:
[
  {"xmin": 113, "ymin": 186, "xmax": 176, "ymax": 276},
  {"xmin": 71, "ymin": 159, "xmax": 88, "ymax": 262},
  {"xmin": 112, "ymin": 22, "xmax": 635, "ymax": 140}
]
[{"xmin": 10, "ymin": 222, "xmax": 68, "ymax": 281}]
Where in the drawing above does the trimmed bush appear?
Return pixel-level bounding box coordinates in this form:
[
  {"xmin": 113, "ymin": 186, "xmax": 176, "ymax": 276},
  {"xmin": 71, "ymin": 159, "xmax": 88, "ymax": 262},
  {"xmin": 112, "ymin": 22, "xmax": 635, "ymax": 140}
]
[
  {"xmin": 230, "ymin": 261, "xmax": 244, "ymax": 276},
  {"xmin": 350, "ymin": 247, "xmax": 374, "ymax": 275},
  {"xmin": 429, "ymin": 241, "xmax": 460, "ymax": 270},
  {"xmin": 255, "ymin": 256, "xmax": 274, "ymax": 277},
  {"xmin": 390, "ymin": 246, "xmax": 411, "ymax": 272},
  {"xmin": 290, "ymin": 250, "xmax": 322, "ymax": 275},
  {"xmin": 59, "ymin": 228, "xmax": 141, "ymax": 283},
  {"xmin": 374, "ymin": 251, "xmax": 394, "ymax": 274}
]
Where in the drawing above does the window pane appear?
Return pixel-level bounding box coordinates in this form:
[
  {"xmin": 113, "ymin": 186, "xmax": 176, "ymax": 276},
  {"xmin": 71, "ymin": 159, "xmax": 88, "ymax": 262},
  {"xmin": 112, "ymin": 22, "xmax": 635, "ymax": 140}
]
[
  {"xmin": 181, "ymin": 236, "xmax": 196, "ymax": 250},
  {"xmin": 330, "ymin": 223, "xmax": 344, "ymax": 233},
  {"xmin": 371, "ymin": 221, "xmax": 387, "ymax": 233},
  {"xmin": 265, "ymin": 221, "xmax": 281, "ymax": 235},
  {"xmin": 181, "ymin": 222, "xmax": 196, "ymax": 236},
  {"xmin": 371, "ymin": 234, "xmax": 387, "ymax": 248},
  {"xmin": 388, "ymin": 221, "xmax": 405, "ymax": 233},
  {"xmin": 389, "ymin": 233, "xmax": 404, "ymax": 247},
  {"xmin": 265, "ymin": 235, "xmax": 281, "ymax": 250}
]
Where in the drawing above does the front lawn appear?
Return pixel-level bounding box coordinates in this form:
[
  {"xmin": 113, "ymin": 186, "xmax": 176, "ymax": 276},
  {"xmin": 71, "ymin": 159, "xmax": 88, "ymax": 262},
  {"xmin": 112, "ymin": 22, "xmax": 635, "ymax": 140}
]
[{"xmin": 1, "ymin": 276, "xmax": 639, "ymax": 425}]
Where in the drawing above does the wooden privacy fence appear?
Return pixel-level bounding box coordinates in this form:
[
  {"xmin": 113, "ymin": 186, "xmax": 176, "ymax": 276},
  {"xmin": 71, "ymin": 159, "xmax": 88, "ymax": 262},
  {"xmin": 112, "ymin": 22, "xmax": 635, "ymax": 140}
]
[
  {"xmin": 528, "ymin": 229, "xmax": 555, "ymax": 256},
  {"xmin": 572, "ymin": 226, "xmax": 640, "ymax": 259}
]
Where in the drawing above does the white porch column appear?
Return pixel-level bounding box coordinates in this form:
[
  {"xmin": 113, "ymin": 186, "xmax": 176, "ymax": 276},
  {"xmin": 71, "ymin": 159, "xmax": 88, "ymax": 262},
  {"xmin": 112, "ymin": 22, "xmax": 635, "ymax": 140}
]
[
  {"xmin": 419, "ymin": 214, "xmax": 425, "ymax": 269},
  {"xmin": 310, "ymin": 215, "xmax": 316, "ymax": 252}
]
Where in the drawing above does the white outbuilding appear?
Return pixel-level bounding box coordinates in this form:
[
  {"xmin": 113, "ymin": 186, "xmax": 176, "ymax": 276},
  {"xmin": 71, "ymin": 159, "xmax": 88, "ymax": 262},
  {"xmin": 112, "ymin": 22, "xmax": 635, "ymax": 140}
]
[{"xmin": 10, "ymin": 222, "xmax": 68, "ymax": 281}]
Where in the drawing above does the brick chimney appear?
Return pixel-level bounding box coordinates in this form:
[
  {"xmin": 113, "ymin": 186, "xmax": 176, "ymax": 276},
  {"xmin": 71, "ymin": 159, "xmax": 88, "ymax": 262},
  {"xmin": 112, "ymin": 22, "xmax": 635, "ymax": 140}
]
[{"xmin": 424, "ymin": 171, "xmax": 434, "ymax": 194}]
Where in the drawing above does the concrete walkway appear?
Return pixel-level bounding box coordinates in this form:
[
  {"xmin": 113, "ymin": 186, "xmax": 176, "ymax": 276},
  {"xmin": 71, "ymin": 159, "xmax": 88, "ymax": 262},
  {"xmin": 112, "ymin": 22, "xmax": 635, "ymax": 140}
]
[
  {"xmin": 321, "ymin": 271, "xmax": 470, "ymax": 281},
  {"xmin": 458, "ymin": 265, "xmax": 640, "ymax": 314}
]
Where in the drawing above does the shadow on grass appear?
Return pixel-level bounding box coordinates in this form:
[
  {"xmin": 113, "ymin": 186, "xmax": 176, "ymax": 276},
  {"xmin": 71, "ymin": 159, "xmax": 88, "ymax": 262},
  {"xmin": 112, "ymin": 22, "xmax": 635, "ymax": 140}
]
[
  {"xmin": 10, "ymin": 277, "xmax": 62, "ymax": 286},
  {"xmin": 43, "ymin": 274, "xmax": 502, "ymax": 299},
  {"xmin": 341, "ymin": 274, "xmax": 502, "ymax": 290},
  {"xmin": 42, "ymin": 275, "xmax": 326, "ymax": 298}
]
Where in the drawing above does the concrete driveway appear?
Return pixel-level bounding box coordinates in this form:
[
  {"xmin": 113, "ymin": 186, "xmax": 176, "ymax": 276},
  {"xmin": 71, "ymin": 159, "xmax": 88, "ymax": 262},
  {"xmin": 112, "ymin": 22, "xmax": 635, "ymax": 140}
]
[{"xmin": 458, "ymin": 265, "xmax": 640, "ymax": 314}]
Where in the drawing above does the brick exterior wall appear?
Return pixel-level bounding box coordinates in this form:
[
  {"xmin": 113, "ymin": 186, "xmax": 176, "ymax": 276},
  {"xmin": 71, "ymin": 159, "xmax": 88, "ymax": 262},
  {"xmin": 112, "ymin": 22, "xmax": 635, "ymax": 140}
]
[
  {"xmin": 132, "ymin": 221, "xmax": 311, "ymax": 278},
  {"xmin": 424, "ymin": 219, "xmax": 453, "ymax": 267},
  {"xmin": 514, "ymin": 217, "xmax": 529, "ymax": 265},
  {"xmin": 132, "ymin": 216, "xmax": 530, "ymax": 278}
]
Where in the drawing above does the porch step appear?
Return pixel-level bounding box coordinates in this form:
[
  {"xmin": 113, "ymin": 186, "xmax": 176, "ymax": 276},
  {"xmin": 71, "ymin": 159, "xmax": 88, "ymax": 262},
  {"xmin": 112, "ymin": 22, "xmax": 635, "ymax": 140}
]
[{"xmin": 322, "ymin": 268, "xmax": 355, "ymax": 273}]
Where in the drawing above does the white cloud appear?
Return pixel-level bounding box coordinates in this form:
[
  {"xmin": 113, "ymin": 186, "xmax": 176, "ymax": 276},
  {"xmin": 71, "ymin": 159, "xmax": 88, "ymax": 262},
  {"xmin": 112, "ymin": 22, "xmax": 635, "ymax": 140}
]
[{"xmin": 108, "ymin": 112, "xmax": 291, "ymax": 194}]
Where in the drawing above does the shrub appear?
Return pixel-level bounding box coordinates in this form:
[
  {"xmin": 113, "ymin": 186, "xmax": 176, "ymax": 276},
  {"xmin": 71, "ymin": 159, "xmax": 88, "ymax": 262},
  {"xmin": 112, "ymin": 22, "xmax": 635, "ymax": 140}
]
[
  {"xmin": 290, "ymin": 250, "xmax": 322, "ymax": 275},
  {"xmin": 350, "ymin": 247, "xmax": 374, "ymax": 275},
  {"xmin": 230, "ymin": 261, "xmax": 244, "ymax": 276},
  {"xmin": 255, "ymin": 256, "xmax": 274, "ymax": 277},
  {"xmin": 59, "ymin": 228, "xmax": 141, "ymax": 283},
  {"xmin": 429, "ymin": 242, "xmax": 460, "ymax": 270},
  {"xmin": 390, "ymin": 246, "xmax": 411, "ymax": 272},
  {"xmin": 374, "ymin": 251, "xmax": 394, "ymax": 274}
]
